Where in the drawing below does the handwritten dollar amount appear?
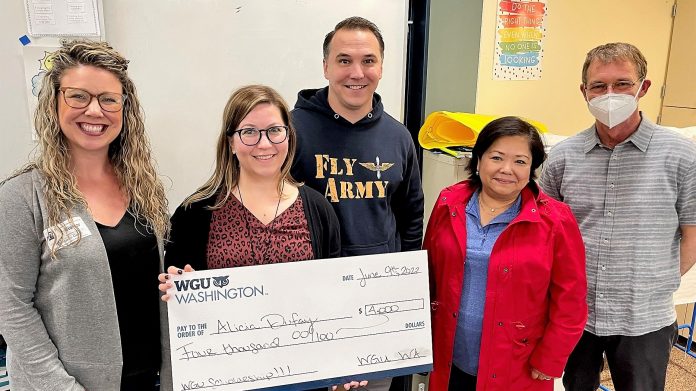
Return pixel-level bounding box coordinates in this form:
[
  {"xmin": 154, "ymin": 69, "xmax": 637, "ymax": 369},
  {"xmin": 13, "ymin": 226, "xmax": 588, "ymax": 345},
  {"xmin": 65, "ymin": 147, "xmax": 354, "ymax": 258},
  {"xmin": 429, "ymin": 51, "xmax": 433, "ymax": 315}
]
[{"xmin": 358, "ymin": 298, "xmax": 425, "ymax": 316}]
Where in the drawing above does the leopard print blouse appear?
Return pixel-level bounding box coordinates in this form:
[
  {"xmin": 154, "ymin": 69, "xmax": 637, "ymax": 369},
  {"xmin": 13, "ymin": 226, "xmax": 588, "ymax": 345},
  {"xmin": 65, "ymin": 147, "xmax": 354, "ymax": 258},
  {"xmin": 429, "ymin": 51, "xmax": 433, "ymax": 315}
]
[{"xmin": 206, "ymin": 194, "xmax": 313, "ymax": 268}]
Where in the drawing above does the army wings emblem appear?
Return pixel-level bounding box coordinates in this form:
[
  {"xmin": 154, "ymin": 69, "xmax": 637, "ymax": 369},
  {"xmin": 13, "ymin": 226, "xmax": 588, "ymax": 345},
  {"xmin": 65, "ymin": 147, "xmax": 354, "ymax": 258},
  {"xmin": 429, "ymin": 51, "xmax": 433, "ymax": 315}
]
[{"xmin": 359, "ymin": 156, "xmax": 394, "ymax": 180}]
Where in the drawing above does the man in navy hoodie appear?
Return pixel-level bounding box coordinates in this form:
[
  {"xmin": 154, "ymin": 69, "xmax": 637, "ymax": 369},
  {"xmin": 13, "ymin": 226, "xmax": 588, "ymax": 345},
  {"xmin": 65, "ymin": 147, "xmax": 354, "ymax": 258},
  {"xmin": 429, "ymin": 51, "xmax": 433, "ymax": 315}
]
[
  {"xmin": 291, "ymin": 16, "xmax": 424, "ymax": 391},
  {"xmin": 291, "ymin": 16, "xmax": 423, "ymax": 258}
]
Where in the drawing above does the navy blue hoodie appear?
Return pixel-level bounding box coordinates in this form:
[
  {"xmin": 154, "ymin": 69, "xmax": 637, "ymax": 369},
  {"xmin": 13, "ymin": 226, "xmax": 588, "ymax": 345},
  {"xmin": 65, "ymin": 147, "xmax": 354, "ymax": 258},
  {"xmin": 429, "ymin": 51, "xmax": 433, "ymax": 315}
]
[{"xmin": 291, "ymin": 87, "xmax": 424, "ymax": 256}]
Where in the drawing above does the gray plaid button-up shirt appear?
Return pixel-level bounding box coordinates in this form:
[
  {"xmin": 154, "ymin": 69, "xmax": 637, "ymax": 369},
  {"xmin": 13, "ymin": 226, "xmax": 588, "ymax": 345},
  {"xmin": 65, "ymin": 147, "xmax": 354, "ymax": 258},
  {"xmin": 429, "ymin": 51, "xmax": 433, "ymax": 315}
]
[{"xmin": 540, "ymin": 116, "xmax": 696, "ymax": 336}]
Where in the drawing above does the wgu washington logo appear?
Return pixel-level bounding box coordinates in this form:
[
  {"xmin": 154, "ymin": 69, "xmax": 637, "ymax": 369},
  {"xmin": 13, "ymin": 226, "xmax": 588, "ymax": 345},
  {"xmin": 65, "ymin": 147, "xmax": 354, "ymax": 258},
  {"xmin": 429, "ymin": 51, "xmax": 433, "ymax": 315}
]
[
  {"xmin": 212, "ymin": 275, "xmax": 230, "ymax": 288},
  {"xmin": 173, "ymin": 274, "xmax": 265, "ymax": 304}
]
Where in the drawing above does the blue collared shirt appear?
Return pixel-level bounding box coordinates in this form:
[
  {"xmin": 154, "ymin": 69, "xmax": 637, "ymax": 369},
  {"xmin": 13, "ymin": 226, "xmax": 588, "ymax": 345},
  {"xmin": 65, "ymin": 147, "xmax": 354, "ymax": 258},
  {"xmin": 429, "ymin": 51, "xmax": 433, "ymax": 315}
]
[{"xmin": 452, "ymin": 190, "xmax": 521, "ymax": 375}]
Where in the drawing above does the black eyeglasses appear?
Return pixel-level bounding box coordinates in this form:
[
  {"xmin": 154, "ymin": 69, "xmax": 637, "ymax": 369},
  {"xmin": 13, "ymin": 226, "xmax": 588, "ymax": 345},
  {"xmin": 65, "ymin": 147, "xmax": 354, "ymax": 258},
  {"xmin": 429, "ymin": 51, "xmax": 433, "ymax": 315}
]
[
  {"xmin": 226, "ymin": 125, "xmax": 289, "ymax": 146},
  {"xmin": 59, "ymin": 87, "xmax": 126, "ymax": 112}
]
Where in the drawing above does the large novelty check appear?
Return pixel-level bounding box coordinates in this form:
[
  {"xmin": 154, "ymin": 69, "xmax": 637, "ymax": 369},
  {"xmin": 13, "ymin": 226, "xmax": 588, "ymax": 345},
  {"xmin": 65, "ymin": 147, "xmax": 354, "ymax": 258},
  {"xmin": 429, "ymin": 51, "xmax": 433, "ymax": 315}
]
[{"xmin": 167, "ymin": 250, "xmax": 433, "ymax": 391}]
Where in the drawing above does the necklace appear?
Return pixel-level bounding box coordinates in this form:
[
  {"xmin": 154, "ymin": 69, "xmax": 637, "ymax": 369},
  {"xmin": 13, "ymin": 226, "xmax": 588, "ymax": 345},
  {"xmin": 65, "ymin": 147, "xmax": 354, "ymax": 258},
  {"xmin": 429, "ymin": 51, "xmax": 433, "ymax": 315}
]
[
  {"xmin": 237, "ymin": 180, "xmax": 285, "ymax": 264},
  {"xmin": 478, "ymin": 194, "xmax": 516, "ymax": 214}
]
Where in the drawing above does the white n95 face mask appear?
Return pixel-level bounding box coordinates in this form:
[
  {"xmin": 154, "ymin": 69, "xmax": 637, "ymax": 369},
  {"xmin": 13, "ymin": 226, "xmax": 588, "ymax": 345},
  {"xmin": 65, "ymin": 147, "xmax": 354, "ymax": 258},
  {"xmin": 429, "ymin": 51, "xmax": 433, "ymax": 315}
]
[{"xmin": 586, "ymin": 80, "xmax": 644, "ymax": 128}]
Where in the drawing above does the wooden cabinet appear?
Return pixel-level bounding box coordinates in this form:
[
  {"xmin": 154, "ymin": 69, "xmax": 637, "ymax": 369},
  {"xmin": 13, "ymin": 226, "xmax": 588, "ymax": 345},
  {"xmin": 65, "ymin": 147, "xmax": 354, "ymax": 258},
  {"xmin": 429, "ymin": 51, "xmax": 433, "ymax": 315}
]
[
  {"xmin": 662, "ymin": 1, "xmax": 696, "ymax": 343},
  {"xmin": 660, "ymin": 0, "xmax": 696, "ymax": 127}
]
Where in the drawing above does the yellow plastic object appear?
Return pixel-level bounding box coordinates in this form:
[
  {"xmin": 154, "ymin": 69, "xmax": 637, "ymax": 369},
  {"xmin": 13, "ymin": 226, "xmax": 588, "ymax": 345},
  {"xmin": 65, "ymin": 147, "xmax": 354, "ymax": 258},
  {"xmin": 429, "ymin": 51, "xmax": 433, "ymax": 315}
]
[{"xmin": 418, "ymin": 112, "xmax": 548, "ymax": 150}]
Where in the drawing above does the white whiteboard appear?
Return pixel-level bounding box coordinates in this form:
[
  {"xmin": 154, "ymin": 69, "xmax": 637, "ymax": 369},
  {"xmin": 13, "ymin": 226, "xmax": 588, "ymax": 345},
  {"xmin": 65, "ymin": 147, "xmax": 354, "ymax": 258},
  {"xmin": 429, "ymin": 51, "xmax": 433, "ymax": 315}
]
[{"xmin": 0, "ymin": 0, "xmax": 409, "ymax": 210}]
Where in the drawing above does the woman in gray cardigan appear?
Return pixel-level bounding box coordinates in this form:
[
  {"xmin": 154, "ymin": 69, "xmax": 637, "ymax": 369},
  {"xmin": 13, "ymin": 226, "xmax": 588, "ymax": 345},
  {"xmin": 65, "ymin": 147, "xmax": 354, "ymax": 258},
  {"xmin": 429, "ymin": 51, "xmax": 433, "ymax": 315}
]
[{"xmin": 0, "ymin": 40, "xmax": 171, "ymax": 391}]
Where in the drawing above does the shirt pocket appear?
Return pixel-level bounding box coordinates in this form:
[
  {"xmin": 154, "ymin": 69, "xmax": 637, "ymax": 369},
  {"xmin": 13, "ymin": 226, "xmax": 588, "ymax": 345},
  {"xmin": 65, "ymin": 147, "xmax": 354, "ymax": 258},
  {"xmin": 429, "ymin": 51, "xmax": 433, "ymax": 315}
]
[{"xmin": 508, "ymin": 317, "xmax": 545, "ymax": 359}]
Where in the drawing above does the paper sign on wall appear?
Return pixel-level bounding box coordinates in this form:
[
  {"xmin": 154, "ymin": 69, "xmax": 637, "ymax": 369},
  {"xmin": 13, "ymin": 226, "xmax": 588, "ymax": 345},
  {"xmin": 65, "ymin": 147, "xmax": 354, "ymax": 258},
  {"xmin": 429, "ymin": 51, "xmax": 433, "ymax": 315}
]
[
  {"xmin": 493, "ymin": 0, "xmax": 548, "ymax": 80},
  {"xmin": 24, "ymin": 0, "xmax": 100, "ymax": 37}
]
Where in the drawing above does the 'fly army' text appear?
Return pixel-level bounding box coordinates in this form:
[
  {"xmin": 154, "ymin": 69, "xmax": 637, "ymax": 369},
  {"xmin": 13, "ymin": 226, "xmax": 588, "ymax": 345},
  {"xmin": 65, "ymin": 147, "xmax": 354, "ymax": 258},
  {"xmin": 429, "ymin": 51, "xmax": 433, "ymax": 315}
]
[{"xmin": 315, "ymin": 154, "xmax": 390, "ymax": 202}]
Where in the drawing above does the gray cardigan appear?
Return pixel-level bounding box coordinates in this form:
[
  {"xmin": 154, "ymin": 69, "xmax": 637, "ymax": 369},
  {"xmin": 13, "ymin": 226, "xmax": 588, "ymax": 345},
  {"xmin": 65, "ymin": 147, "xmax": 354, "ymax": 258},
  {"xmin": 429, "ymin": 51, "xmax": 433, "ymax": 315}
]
[{"xmin": 0, "ymin": 170, "xmax": 172, "ymax": 391}]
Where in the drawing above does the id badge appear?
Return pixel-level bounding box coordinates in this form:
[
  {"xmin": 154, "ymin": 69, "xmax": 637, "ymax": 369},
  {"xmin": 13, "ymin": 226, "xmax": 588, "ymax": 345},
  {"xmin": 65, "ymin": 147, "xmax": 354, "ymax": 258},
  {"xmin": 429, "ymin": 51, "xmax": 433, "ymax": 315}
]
[{"xmin": 43, "ymin": 216, "xmax": 92, "ymax": 251}]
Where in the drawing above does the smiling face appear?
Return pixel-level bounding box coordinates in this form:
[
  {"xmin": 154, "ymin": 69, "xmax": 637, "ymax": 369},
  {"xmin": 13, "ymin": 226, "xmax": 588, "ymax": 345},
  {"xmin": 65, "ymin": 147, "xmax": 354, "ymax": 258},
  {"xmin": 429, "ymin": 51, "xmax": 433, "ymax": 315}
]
[
  {"xmin": 58, "ymin": 65, "xmax": 123, "ymax": 157},
  {"xmin": 478, "ymin": 135, "xmax": 532, "ymax": 202},
  {"xmin": 323, "ymin": 28, "xmax": 383, "ymax": 122},
  {"xmin": 231, "ymin": 102, "xmax": 289, "ymax": 181}
]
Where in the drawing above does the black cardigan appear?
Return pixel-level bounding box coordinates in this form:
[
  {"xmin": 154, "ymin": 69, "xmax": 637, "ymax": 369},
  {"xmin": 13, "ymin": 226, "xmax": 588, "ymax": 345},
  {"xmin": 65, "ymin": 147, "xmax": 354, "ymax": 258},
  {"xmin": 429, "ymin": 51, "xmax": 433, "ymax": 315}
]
[{"xmin": 164, "ymin": 185, "xmax": 340, "ymax": 270}]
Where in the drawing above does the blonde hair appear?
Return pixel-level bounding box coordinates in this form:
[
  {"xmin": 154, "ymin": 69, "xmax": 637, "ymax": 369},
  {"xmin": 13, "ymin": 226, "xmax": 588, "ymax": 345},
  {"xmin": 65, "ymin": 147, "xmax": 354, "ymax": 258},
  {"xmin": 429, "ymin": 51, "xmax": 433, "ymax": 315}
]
[
  {"xmin": 7, "ymin": 39, "xmax": 169, "ymax": 248},
  {"xmin": 183, "ymin": 85, "xmax": 298, "ymax": 208}
]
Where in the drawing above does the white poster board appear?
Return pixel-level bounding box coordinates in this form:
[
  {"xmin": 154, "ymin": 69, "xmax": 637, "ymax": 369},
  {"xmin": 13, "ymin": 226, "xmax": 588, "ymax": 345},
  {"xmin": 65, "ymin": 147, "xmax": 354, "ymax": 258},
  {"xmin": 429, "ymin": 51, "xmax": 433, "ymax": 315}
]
[
  {"xmin": 24, "ymin": 0, "xmax": 100, "ymax": 36},
  {"xmin": 167, "ymin": 251, "xmax": 432, "ymax": 390}
]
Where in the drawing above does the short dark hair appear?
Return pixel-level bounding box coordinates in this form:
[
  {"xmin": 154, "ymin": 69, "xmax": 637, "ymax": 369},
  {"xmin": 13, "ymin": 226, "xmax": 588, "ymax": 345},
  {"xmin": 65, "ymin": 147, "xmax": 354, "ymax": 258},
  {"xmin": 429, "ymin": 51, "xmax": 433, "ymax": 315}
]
[
  {"xmin": 323, "ymin": 16, "xmax": 385, "ymax": 60},
  {"xmin": 467, "ymin": 116, "xmax": 546, "ymax": 189}
]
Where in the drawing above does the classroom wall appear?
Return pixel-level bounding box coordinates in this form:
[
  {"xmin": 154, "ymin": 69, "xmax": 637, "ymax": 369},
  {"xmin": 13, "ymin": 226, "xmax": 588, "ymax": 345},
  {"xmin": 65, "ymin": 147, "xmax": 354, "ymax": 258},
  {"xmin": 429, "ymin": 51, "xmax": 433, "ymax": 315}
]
[
  {"xmin": 0, "ymin": 0, "xmax": 44, "ymax": 180},
  {"xmin": 424, "ymin": 0, "xmax": 483, "ymax": 116},
  {"xmin": 474, "ymin": 0, "xmax": 675, "ymax": 135},
  {"xmin": 0, "ymin": 1, "xmax": 409, "ymax": 210}
]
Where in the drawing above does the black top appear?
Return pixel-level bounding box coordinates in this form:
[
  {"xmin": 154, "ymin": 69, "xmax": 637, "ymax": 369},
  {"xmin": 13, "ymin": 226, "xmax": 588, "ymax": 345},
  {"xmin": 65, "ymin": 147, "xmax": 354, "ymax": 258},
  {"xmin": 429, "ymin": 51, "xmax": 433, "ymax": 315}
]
[
  {"xmin": 291, "ymin": 87, "xmax": 424, "ymax": 256},
  {"xmin": 165, "ymin": 185, "xmax": 340, "ymax": 271},
  {"xmin": 97, "ymin": 212, "xmax": 161, "ymax": 387}
]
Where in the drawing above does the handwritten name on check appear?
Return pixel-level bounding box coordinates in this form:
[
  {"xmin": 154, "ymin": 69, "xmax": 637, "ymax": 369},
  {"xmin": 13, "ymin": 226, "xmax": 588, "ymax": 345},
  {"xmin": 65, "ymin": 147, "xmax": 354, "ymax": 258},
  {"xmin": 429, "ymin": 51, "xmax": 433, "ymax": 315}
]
[{"xmin": 167, "ymin": 250, "xmax": 432, "ymax": 390}]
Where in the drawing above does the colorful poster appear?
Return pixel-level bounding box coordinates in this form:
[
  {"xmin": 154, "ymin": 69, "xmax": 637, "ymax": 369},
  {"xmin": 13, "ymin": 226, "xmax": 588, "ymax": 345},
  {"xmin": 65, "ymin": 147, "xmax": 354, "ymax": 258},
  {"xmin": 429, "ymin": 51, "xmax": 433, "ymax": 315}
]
[
  {"xmin": 23, "ymin": 45, "xmax": 60, "ymax": 138},
  {"xmin": 493, "ymin": 0, "xmax": 547, "ymax": 80}
]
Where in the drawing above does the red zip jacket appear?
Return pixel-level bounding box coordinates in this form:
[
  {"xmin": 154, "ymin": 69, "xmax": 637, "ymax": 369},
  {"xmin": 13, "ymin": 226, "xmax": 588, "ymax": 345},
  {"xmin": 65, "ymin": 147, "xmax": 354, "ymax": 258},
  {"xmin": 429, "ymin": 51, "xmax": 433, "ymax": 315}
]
[{"xmin": 424, "ymin": 181, "xmax": 587, "ymax": 390}]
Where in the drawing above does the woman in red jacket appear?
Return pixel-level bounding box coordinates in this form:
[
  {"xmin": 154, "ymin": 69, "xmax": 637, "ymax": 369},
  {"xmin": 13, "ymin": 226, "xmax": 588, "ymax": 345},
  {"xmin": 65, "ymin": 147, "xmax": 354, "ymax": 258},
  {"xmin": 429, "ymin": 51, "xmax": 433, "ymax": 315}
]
[{"xmin": 424, "ymin": 117, "xmax": 587, "ymax": 390}]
